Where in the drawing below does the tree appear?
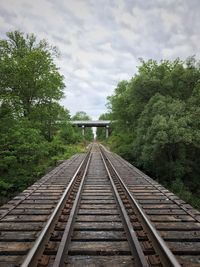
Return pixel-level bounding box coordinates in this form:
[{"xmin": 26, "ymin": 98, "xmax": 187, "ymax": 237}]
[
  {"xmin": 0, "ymin": 31, "xmax": 69, "ymax": 142},
  {"xmin": 30, "ymin": 103, "xmax": 70, "ymax": 141},
  {"xmin": 0, "ymin": 31, "xmax": 71, "ymax": 200},
  {"xmin": 107, "ymin": 80, "xmax": 136, "ymax": 159},
  {"xmin": 72, "ymin": 111, "xmax": 94, "ymax": 141},
  {"xmin": 107, "ymin": 57, "xmax": 200, "ymax": 209},
  {"xmin": 0, "ymin": 118, "xmax": 49, "ymax": 191},
  {"xmin": 96, "ymin": 113, "xmax": 111, "ymax": 141},
  {"xmin": 0, "ymin": 31, "xmax": 65, "ymax": 118},
  {"xmin": 72, "ymin": 111, "xmax": 91, "ymax": 121},
  {"xmin": 133, "ymin": 94, "xmax": 190, "ymax": 180}
]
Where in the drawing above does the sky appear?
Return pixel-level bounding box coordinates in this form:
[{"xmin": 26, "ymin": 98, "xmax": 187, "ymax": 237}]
[{"xmin": 0, "ymin": 0, "xmax": 200, "ymax": 119}]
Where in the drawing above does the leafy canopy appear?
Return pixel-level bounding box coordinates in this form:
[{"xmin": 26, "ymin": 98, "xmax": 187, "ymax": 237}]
[
  {"xmin": 0, "ymin": 31, "xmax": 65, "ymax": 117},
  {"xmin": 107, "ymin": 57, "xmax": 200, "ymax": 209}
]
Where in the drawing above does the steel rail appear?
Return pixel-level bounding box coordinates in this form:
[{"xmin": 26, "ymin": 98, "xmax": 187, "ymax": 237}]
[
  {"xmin": 114, "ymin": 152, "xmax": 200, "ymax": 223},
  {"xmin": 52, "ymin": 151, "xmax": 92, "ymax": 267},
  {"xmin": 100, "ymin": 149, "xmax": 149, "ymax": 267},
  {"xmin": 0, "ymin": 155, "xmax": 79, "ymax": 221},
  {"xmin": 100, "ymin": 145, "xmax": 181, "ymax": 267},
  {"xmin": 21, "ymin": 148, "xmax": 92, "ymax": 267}
]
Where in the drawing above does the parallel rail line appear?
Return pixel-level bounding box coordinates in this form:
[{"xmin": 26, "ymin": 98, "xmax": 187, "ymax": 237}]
[
  {"xmin": 110, "ymin": 151, "xmax": 200, "ymax": 222},
  {"xmin": 103, "ymin": 148, "xmax": 200, "ymax": 266},
  {"xmin": 0, "ymin": 143, "xmax": 199, "ymax": 267}
]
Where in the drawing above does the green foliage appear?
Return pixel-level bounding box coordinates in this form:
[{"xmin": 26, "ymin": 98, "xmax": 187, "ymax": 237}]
[
  {"xmin": 0, "ymin": 31, "xmax": 64, "ymax": 118},
  {"xmin": 96, "ymin": 113, "xmax": 111, "ymax": 141},
  {"xmin": 59, "ymin": 122, "xmax": 78, "ymax": 144},
  {"xmin": 170, "ymin": 178, "xmax": 200, "ymax": 209},
  {"xmin": 107, "ymin": 57, "xmax": 200, "ymax": 210},
  {"xmin": 134, "ymin": 94, "xmax": 191, "ymax": 179},
  {"xmin": 0, "ymin": 31, "xmax": 86, "ymax": 204},
  {"xmin": 72, "ymin": 111, "xmax": 94, "ymax": 141},
  {"xmin": 30, "ymin": 103, "xmax": 71, "ymax": 141},
  {"xmin": 0, "ymin": 180, "xmax": 12, "ymax": 196},
  {"xmin": 52, "ymin": 143, "xmax": 87, "ymax": 162},
  {"xmin": 0, "ymin": 118, "xmax": 49, "ymax": 193}
]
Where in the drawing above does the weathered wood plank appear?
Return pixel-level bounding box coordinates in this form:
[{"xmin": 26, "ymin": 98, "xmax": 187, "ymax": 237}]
[
  {"xmin": 80, "ymin": 200, "xmax": 115, "ymax": 204},
  {"xmin": 84, "ymin": 186, "xmax": 109, "ymax": 189},
  {"xmin": 83, "ymin": 190, "xmax": 112, "ymax": 193},
  {"xmin": 142, "ymin": 204, "xmax": 191, "ymax": 209},
  {"xmin": 81, "ymin": 196, "xmax": 114, "ymax": 200},
  {"xmin": 154, "ymin": 222, "xmax": 200, "ymax": 231},
  {"xmin": 139, "ymin": 200, "xmax": 174, "ymax": 204},
  {"xmin": 8, "ymin": 199, "xmax": 57, "ymax": 204},
  {"xmin": 2, "ymin": 204, "xmax": 54, "ymax": 209},
  {"xmin": 71, "ymin": 230, "xmax": 126, "ymax": 240},
  {"xmin": 74, "ymin": 222, "xmax": 123, "ymax": 230},
  {"xmin": 177, "ymin": 255, "xmax": 200, "ymax": 267},
  {"xmin": 1, "ymin": 215, "xmax": 49, "ymax": 222},
  {"xmin": 146, "ymin": 209, "xmax": 187, "ymax": 215},
  {"xmin": 135, "ymin": 196, "xmax": 168, "ymax": 200},
  {"xmin": 132, "ymin": 192, "xmax": 164, "ymax": 195},
  {"xmin": 0, "ymin": 242, "xmax": 33, "ymax": 254},
  {"xmin": 14, "ymin": 195, "xmax": 60, "ymax": 200},
  {"xmin": 0, "ymin": 231, "xmax": 38, "ymax": 241},
  {"xmin": 76, "ymin": 215, "xmax": 120, "ymax": 222},
  {"xmin": 78, "ymin": 209, "xmax": 119, "ymax": 215},
  {"xmin": 160, "ymin": 231, "xmax": 200, "ymax": 241},
  {"xmin": 10, "ymin": 209, "xmax": 51, "ymax": 215},
  {"xmin": 0, "ymin": 255, "xmax": 24, "ymax": 265},
  {"xmin": 167, "ymin": 241, "xmax": 200, "ymax": 253},
  {"xmin": 149, "ymin": 215, "xmax": 195, "ymax": 222},
  {"xmin": 68, "ymin": 241, "xmax": 131, "ymax": 254},
  {"xmin": 80, "ymin": 204, "xmax": 116, "ymax": 209},
  {"xmin": 0, "ymin": 222, "xmax": 44, "ymax": 231},
  {"xmin": 67, "ymin": 255, "xmax": 134, "ymax": 267}
]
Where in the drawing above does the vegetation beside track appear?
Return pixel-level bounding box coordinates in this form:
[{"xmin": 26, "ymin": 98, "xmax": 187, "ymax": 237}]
[
  {"xmin": 97, "ymin": 58, "xmax": 200, "ymax": 210},
  {"xmin": 0, "ymin": 31, "xmax": 92, "ymax": 205}
]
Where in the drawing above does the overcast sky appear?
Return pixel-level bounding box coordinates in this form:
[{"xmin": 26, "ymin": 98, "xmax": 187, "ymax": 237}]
[{"xmin": 0, "ymin": 0, "xmax": 200, "ymax": 119}]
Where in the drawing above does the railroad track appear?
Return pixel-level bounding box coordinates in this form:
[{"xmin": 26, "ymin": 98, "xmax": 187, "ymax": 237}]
[
  {"xmin": 0, "ymin": 143, "xmax": 200, "ymax": 266},
  {"xmin": 0, "ymin": 153, "xmax": 85, "ymax": 265},
  {"xmin": 101, "ymin": 147, "xmax": 200, "ymax": 267}
]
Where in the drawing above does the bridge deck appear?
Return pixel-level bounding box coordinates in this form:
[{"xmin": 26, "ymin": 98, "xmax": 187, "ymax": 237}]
[
  {"xmin": 71, "ymin": 120, "xmax": 111, "ymax": 127},
  {"xmin": 0, "ymin": 144, "xmax": 200, "ymax": 267}
]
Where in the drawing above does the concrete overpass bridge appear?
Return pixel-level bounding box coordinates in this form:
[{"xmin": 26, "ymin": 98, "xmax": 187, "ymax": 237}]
[{"xmin": 71, "ymin": 120, "xmax": 111, "ymax": 138}]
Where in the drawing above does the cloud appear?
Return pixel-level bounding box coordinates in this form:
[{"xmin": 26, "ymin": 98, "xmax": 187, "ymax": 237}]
[{"xmin": 0, "ymin": 0, "xmax": 200, "ymax": 119}]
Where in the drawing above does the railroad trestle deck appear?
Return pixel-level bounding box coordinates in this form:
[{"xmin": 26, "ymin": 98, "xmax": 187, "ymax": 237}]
[{"xmin": 0, "ymin": 143, "xmax": 200, "ymax": 267}]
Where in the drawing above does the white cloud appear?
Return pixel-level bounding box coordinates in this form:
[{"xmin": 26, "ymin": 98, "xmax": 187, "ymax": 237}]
[
  {"xmin": 0, "ymin": 0, "xmax": 200, "ymax": 118},
  {"xmin": 162, "ymin": 44, "xmax": 195, "ymax": 59}
]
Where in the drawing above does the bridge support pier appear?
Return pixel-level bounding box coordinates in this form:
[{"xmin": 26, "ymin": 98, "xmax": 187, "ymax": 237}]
[
  {"xmin": 81, "ymin": 125, "xmax": 85, "ymax": 136},
  {"xmin": 106, "ymin": 125, "xmax": 109, "ymax": 139}
]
